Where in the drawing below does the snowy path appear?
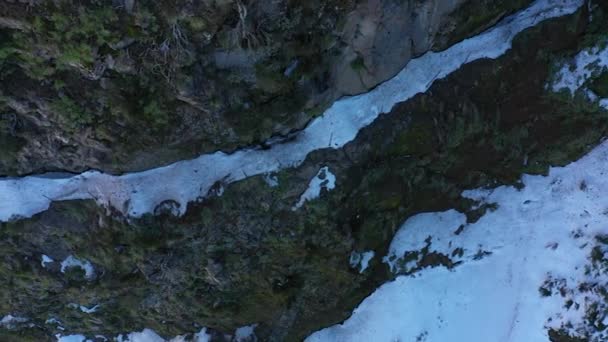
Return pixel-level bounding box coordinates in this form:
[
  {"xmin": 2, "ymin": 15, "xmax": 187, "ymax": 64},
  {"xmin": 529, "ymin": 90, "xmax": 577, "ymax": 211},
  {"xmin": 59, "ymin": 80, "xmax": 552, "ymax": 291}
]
[
  {"xmin": 0, "ymin": 0, "xmax": 584, "ymax": 222},
  {"xmin": 307, "ymin": 134, "xmax": 608, "ymax": 342}
]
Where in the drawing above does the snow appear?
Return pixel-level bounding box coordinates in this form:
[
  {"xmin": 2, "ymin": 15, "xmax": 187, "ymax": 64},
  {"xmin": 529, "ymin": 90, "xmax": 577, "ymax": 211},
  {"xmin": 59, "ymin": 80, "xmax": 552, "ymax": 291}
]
[
  {"xmin": 0, "ymin": 0, "xmax": 583, "ymax": 223},
  {"xmin": 41, "ymin": 254, "xmax": 54, "ymax": 268},
  {"xmin": 234, "ymin": 324, "xmax": 257, "ymax": 341},
  {"xmin": 349, "ymin": 251, "xmax": 375, "ymax": 273},
  {"xmin": 79, "ymin": 305, "xmax": 99, "ymax": 314},
  {"xmin": 284, "ymin": 60, "xmax": 299, "ymax": 77},
  {"xmin": 383, "ymin": 210, "xmax": 467, "ymax": 273},
  {"xmin": 194, "ymin": 328, "xmax": 212, "ymax": 342},
  {"xmin": 55, "ymin": 325, "xmax": 246, "ymax": 342},
  {"xmin": 263, "ymin": 173, "xmax": 279, "ymax": 187},
  {"xmin": 550, "ymin": 43, "xmax": 608, "ymax": 107},
  {"xmin": 114, "ymin": 329, "xmax": 202, "ymax": 342},
  {"xmin": 551, "ymin": 45, "xmax": 608, "ymax": 94},
  {"xmin": 292, "ymin": 166, "xmax": 336, "ymax": 210},
  {"xmin": 60, "ymin": 255, "xmax": 95, "ymax": 279},
  {"xmin": 108, "ymin": 325, "xmax": 253, "ymax": 342},
  {"xmin": 1, "ymin": 314, "xmax": 27, "ymax": 327},
  {"xmin": 67, "ymin": 303, "xmax": 99, "ymax": 314},
  {"xmin": 46, "ymin": 317, "xmax": 61, "ymax": 325},
  {"xmin": 115, "ymin": 329, "xmax": 165, "ymax": 342},
  {"xmin": 56, "ymin": 335, "xmax": 89, "ymax": 342},
  {"xmin": 307, "ymin": 138, "xmax": 608, "ymax": 342}
]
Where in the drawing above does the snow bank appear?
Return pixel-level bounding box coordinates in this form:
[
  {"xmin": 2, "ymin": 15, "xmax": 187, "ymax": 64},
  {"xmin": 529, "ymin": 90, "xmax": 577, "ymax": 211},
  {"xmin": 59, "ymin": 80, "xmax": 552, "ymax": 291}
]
[
  {"xmin": 0, "ymin": 0, "xmax": 583, "ymax": 222},
  {"xmin": 307, "ymin": 131, "xmax": 608, "ymax": 342}
]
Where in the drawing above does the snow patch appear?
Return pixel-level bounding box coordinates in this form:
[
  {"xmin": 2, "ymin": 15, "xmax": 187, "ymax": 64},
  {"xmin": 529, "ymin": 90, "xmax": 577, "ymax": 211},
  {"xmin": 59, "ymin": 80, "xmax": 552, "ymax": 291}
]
[
  {"xmin": 60, "ymin": 255, "xmax": 94, "ymax": 279},
  {"xmin": 383, "ymin": 210, "xmax": 467, "ymax": 273},
  {"xmin": 194, "ymin": 328, "xmax": 212, "ymax": 342},
  {"xmin": 551, "ymin": 45, "xmax": 608, "ymax": 94},
  {"xmin": 349, "ymin": 251, "xmax": 375, "ymax": 273},
  {"xmin": 263, "ymin": 173, "xmax": 279, "ymax": 187},
  {"xmin": 234, "ymin": 324, "xmax": 257, "ymax": 341},
  {"xmin": 307, "ymin": 135, "xmax": 608, "ymax": 342},
  {"xmin": 1, "ymin": 314, "xmax": 27, "ymax": 328},
  {"xmin": 41, "ymin": 254, "xmax": 54, "ymax": 268},
  {"xmin": 0, "ymin": 0, "xmax": 583, "ymax": 222},
  {"xmin": 292, "ymin": 167, "xmax": 336, "ymax": 210},
  {"xmin": 115, "ymin": 329, "xmax": 165, "ymax": 342},
  {"xmin": 550, "ymin": 43, "xmax": 608, "ymax": 107},
  {"xmin": 56, "ymin": 335, "xmax": 89, "ymax": 342},
  {"xmin": 69, "ymin": 303, "xmax": 99, "ymax": 314},
  {"xmin": 79, "ymin": 305, "xmax": 98, "ymax": 314},
  {"xmin": 46, "ymin": 317, "xmax": 61, "ymax": 325},
  {"xmin": 46, "ymin": 317, "xmax": 65, "ymax": 331}
]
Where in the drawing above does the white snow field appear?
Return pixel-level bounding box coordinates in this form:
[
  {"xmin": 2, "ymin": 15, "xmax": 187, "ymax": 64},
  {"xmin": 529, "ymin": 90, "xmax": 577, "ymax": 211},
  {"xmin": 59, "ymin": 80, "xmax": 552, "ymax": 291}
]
[
  {"xmin": 307, "ymin": 140, "xmax": 608, "ymax": 342},
  {"xmin": 0, "ymin": 0, "xmax": 584, "ymax": 222}
]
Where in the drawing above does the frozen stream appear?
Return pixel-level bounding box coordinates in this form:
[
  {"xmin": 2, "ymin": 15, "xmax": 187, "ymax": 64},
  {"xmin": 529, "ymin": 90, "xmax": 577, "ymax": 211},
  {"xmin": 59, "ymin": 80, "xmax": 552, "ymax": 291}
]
[{"xmin": 0, "ymin": 0, "xmax": 584, "ymax": 222}]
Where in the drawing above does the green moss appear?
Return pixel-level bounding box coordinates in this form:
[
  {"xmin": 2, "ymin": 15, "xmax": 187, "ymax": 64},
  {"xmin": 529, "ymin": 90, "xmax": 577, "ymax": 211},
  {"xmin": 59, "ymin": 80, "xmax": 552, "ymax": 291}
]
[
  {"xmin": 548, "ymin": 329, "xmax": 590, "ymax": 342},
  {"xmin": 0, "ymin": 113, "xmax": 25, "ymax": 158},
  {"xmin": 443, "ymin": 0, "xmax": 532, "ymax": 47},
  {"xmin": 390, "ymin": 123, "xmax": 435, "ymax": 156},
  {"xmin": 6, "ymin": 3, "xmax": 120, "ymax": 78},
  {"xmin": 185, "ymin": 17, "xmax": 208, "ymax": 32},
  {"xmin": 13, "ymin": 50, "xmax": 56, "ymax": 80},
  {"xmin": 588, "ymin": 71, "xmax": 608, "ymax": 98},
  {"xmin": 142, "ymin": 100, "xmax": 170, "ymax": 128},
  {"xmin": 581, "ymin": 0, "xmax": 608, "ymax": 49},
  {"xmin": 0, "ymin": 329, "xmax": 52, "ymax": 342},
  {"xmin": 254, "ymin": 63, "xmax": 292, "ymax": 94},
  {"xmin": 51, "ymin": 96, "xmax": 94, "ymax": 130},
  {"xmin": 63, "ymin": 267, "xmax": 87, "ymax": 284},
  {"xmin": 349, "ymin": 56, "xmax": 366, "ymax": 72}
]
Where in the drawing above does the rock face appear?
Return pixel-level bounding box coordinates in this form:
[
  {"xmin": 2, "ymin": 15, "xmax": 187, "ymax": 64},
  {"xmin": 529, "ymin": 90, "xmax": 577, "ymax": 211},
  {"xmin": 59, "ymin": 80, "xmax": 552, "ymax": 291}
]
[
  {"xmin": 2, "ymin": 0, "xmax": 608, "ymax": 341},
  {"xmin": 334, "ymin": 0, "xmax": 464, "ymax": 95},
  {"xmin": 0, "ymin": 0, "xmax": 533, "ymax": 176}
]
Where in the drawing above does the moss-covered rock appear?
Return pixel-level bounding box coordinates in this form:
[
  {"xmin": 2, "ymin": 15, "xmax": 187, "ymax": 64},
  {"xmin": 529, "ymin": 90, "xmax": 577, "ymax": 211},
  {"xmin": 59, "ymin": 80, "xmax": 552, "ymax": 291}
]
[{"xmin": 436, "ymin": 0, "xmax": 533, "ymax": 49}]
